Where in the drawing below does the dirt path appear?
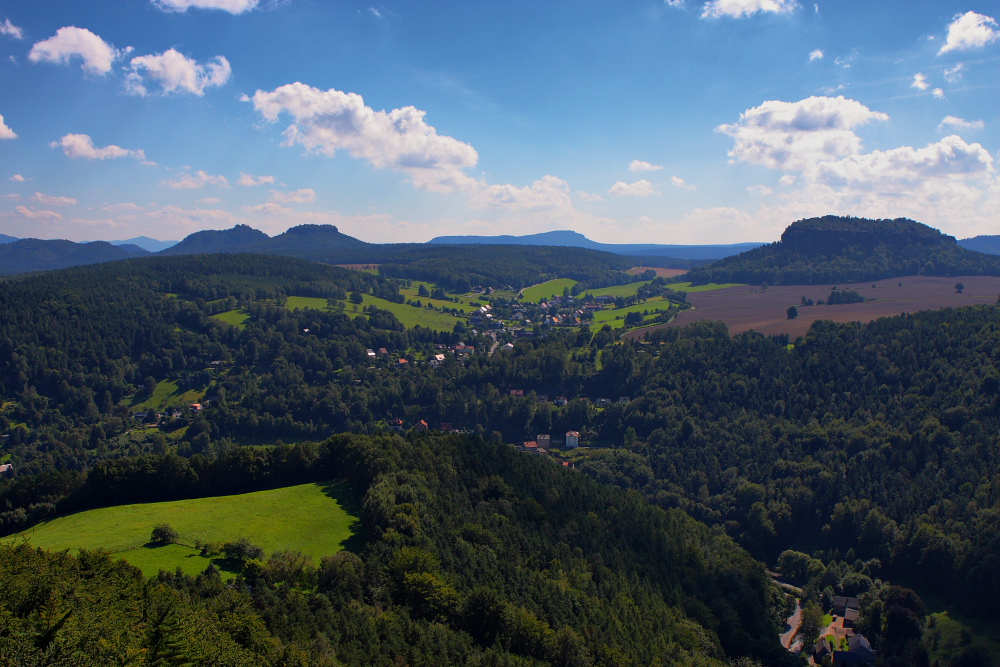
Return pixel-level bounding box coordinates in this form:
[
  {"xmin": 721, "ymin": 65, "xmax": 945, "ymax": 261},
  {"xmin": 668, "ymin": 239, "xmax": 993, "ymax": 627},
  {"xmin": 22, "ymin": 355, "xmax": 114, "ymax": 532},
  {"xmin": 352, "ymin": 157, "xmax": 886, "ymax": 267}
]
[{"xmin": 780, "ymin": 597, "xmax": 803, "ymax": 650}]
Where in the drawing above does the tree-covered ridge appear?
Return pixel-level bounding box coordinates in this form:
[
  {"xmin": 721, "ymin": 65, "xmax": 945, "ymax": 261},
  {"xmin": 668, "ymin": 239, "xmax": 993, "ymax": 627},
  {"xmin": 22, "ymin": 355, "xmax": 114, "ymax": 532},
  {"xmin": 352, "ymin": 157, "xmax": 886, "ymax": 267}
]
[
  {"xmin": 2, "ymin": 432, "xmax": 792, "ymax": 666},
  {"xmin": 683, "ymin": 215, "xmax": 1000, "ymax": 285}
]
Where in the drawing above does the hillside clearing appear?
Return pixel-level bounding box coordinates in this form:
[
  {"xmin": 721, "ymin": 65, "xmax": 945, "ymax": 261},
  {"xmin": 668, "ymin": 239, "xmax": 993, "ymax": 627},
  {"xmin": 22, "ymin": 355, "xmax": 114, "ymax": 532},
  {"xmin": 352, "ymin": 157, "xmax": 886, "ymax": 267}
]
[{"xmin": 7, "ymin": 481, "xmax": 360, "ymax": 579}]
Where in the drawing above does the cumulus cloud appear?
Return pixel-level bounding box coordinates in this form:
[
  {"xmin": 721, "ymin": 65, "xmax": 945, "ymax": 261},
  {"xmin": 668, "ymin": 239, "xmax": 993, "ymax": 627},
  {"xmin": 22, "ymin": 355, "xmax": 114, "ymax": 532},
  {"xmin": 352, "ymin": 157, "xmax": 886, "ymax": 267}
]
[
  {"xmin": 609, "ymin": 179, "xmax": 659, "ymax": 197},
  {"xmin": 664, "ymin": 0, "xmax": 685, "ymax": 7},
  {"xmin": 126, "ymin": 49, "xmax": 231, "ymax": 96},
  {"xmin": 911, "ymin": 73, "xmax": 929, "ymax": 90},
  {"xmin": 161, "ymin": 170, "xmax": 229, "ymax": 189},
  {"xmin": 196, "ymin": 197, "xmax": 222, "ymax": 205},
  {"xmin": 469, "ymin": 175, "xmax": 574, "ymax": 211},
  {"xmin": 10, "ymin": 174, "xmax": 26, "ymax": 182},
  {"xmin": 939, "ymin": 11, "xmax": 1000, "ymax": 55},
  {"xmin": 237, "ymin": 172, "xmax": 275, "ymax": 187},
  {"xmin": 629, "ymin": 160, "xmax": 663, "ymax": 172},
  {"xmin": 151, "ymin": 0, "xmax": 259, "ymax": 13},
  {"xmin": 1, "ymin": 18, "xmax": 24, "ymax": 39},
  {"xmin": 809, "ymin": 49, "xmax": 823, "ymax": 61},
  {"xmin": 29, "ymin": 27, "xmax": 119, "ymax": 74},
  {"xmin": 0, "ymin": 113, "xmax": 15, "ymax": 139},
  {"xmin": 716, "ymin": 95, "xmax": 889, "ymax": 170},
  {"xmin": 32, "ymin": 192, "xmax": 77, "ymax": 206},
  {"xmin": 270, "ymin": 188, "xmax": 316, "ymax": 204},
  {"xmin": 671, "ymin": 176, "xmax": 696, "ymax": 190},
  {"xmin": 702, "ymin": 0, "xmax": 797, "ymax": 19},
  {"xmin": 933, "ymin": 87, "xmax": 946, "ymax": 100},
  {"xmin": 250, "ymin": 82, "xmax": 480, "ymax": 193},
  {"xmin": 15, "ymin": 206, "xmax": 62, "ymax": 220},
  {"xmin": 747, "ymin": 185, "xmax": 773, "ymax": 196},
  {"xmin": 51, "ymin": 134, "xmax": 146, "ymax": 160},
  {"xmin": 938, "ymin": 116, "xmax": 984, "ymax": 131},
  {"xmin": 779, "ymin": 174, "xmax": 797, "ymax": 185},
  {"xmin": 101, "ymin": 202, "xmax": 144, "ymax": 212}
]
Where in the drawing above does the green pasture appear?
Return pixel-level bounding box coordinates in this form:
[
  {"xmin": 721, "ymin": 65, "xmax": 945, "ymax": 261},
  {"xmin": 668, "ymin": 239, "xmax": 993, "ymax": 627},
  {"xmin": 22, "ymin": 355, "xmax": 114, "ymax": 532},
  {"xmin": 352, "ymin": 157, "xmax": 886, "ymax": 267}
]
[
  {"xmin": 359, "ymin": 294, "xmax": 464, "ymax": 331},
  {"xmin": 7, "ymin": 482, "xmax": 360, "ymax": 579},
  {"xmin": 129, "ymin": 380, "xmax": 206, "ymax": 411},
  {"xmin": 670, "ymin": 281, "xmax": 743, "ymax": 292},
  {"xmin": 585, "ymin": 280, "xmax": 653, "ymax": 299},
  {"xmin": 520, "ymin": 279, "xmax": 578, "ymax": 302},
  {"xmin": 590, "ymin": 297, "xmax": 673, "ymax": 328},
  {"xmin": 399, "ymin": 283, "xmax": 478, "ymax": 313},
  {"xmin": 211, "ymin": 309, "xmax": 250, "ymax": 329}
]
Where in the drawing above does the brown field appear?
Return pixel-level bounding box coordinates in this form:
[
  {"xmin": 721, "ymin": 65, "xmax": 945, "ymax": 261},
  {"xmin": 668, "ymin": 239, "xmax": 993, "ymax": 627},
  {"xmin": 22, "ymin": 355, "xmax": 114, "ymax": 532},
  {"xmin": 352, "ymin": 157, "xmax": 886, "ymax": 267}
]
[
  {"xmin": 628, "ymin": 266, "xmax": 689, "ymax": 278},
  {"xmin": 624, "ymin": 275, "xmax": 1000, "ymax": 340}
]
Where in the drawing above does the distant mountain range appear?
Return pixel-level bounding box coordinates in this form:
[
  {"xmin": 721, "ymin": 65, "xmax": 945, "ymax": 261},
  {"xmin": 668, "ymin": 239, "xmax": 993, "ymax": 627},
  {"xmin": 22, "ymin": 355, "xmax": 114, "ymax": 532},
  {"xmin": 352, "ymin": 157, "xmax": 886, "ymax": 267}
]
[
  {"xmin": 110, "ymin": 236, "xmax": 178, "ymax": 253},
  {"xmin": 429, "ymin": 229, "xmax": 764, "ymax": 260},
  {"xmin": 1, "ymin": 221, "xmax": 997, "ymax": 278}
]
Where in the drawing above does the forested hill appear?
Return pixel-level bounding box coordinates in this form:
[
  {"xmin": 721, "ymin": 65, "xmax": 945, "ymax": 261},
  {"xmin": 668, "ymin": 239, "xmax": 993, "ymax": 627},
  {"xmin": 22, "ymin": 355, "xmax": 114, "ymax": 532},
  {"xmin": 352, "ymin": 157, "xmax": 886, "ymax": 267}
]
[
  {"xmin": 0, "ymin": 238, "xmax": 150, "ymax": 275},
  {"xmin": 682, "ymin": 215, "xmax": 1000, "ymax": 285},
  {"xmin": 2, "ymin": 433, "xmax": 793, "ymax": 666}
]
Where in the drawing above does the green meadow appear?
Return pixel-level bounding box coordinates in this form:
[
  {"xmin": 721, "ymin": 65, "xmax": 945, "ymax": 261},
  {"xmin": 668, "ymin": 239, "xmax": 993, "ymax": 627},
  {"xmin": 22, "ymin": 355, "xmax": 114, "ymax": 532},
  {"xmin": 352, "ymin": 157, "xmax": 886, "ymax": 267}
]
[
  {"xmin": 520, "ymin": 279, "xmax": 578, "ymax": 302},
  {"xmin": 591, "ymin": 297, "xmax": 673, "ymax": 328},
  {"xmin": 286, "ymin": 294, "xmax": 464, "ymax": 331},
  {"xmin": 585, "ymin": 280, "xmax": 653, "ymax": 299},
  {"xmin": 286, "ymin": 295, "xmax": 330, "ymax": 310},
  {"xmin": 129, "ymin": 379, "xmax": 206, "ymax": 411},
  {"xmin": 8, "ymin": 482, "xmax": 360, "ymax": 579},
  {"xmin": 210, "ymin": 308, "xmax": 250, "ymax": 329},
  {"xmin": 670, "ymin": 281, "xmax": 743, "ymax": 292}
]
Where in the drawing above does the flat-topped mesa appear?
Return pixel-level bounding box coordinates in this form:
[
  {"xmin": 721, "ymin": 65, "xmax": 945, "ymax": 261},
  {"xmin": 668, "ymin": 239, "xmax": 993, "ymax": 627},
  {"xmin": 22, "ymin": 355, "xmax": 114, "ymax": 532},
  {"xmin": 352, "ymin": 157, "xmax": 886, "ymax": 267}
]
[{"xmin": 780, "ymin": 215, "xmax": 955, "ymax": 255}]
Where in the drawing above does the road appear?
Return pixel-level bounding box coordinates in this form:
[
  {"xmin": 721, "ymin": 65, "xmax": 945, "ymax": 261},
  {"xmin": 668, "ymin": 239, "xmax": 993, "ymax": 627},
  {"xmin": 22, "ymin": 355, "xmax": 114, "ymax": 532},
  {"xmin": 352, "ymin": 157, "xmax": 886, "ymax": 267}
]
[{"xmin": 780, "ymin": 597, "xmax": 803, "ymax": 650}]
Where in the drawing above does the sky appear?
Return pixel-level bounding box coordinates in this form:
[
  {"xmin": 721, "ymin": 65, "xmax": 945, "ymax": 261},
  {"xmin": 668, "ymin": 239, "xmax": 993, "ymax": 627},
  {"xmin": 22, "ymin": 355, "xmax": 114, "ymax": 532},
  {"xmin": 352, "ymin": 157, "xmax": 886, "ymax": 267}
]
[{"xmin": 0, "ymin": 0, "xmax": 998, "ymax": 245}]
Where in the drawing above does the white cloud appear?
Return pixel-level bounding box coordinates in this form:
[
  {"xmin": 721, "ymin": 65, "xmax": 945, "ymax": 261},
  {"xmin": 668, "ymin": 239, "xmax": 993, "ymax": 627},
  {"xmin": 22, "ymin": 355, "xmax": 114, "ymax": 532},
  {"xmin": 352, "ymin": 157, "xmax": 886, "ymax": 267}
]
[
  {"xmin": 51, "ymin": 134, "xmax": 146, "ymax": 160},
  {"xmin": 197, "ymin": 197, "xmax": 222, "ymax": 204},
  {"xmin": 32, "ymin": 192, "xmax": 77, "ymax": 206},
  {"xmin": 101, "ymin": 202, "xmax": 144, "ymax": 212},
  {"xmin": 469, "ymin": 175, "xmax": 574, "ymax": 211},
  {"xmin": 939, "ymin": 11, "xmax": 1000, "ymax": 55},
  {"xmin": 126, "ymin": 49, "xmax": 231, "ymax": 96},
  {"xmin": 0, "ymin": 113, "xmax": 15, "ymax": 140},
  {"xmin": 576, "ymin": 191, "xmax": 605, "ymax": 202},
  {"xmin": 808, "ymin": 49, "xmax": 823, "ymax": 61},
  {"xmin": 609, "ymin": 179, "xmax": 659, "ymax": 197},
  {"xmin": 943, "ymin": 63, "xmax": 964, "ymax": 83},
  {"xmin": 161, "ymin": 170, "xmax": 229, "ymax": 189},
  {"xmin": 779, "ymin": 174, "xmax": 797, "ymax": 185},
  {"xmin": 15, "ymin": 206, "xmax": 62, "ymax": 220},
  {"xmin": 28, "ymin": 27, "xmax": 119, "ymax": 74},
  {"xmin": 933, "ymin": 87, "xmax": 946, "ymax": 100},
  {"xmin": 1, "ymin": 18, "xmax": 24, "ymax": 39},
  {"xmin": 834, "ymin": 49, "xmax": 858, "ymax": 68},
  {"xmin": 716, "ymin": 95, "xmax": 889, "ymax": 170},
  {"xmin": 671, "ymin": 176, "xmax": 696, "ymax": 190},
  {"xmin": 664, "ymin": 0, "xmax": 685, "ymax": 7},
  {"xmin": 151, "ymin": 0, "xmax": 259, "ymax": 14},
  {"xmin": 938, "ymin": 116, "xmax": 984, "ymax": 131},
  {"xmin": 911, "ymin": 73, "xmax": 929, "ymax": 90},
  {"xmin": 250, "ymin": 82, "xmax": 480, "ymax": 193},
  {"xmin": 702, "ymin": 0, "xmax": 797, "ymax": 19},
  {"xmin": 237, "ymin": 172, "xmax": 275, "ymax": 187},
  {"xmin": 747, "ymin": 184, "xmax": 773, "ymax": 196},
  {"xmin": 629, "ymin": 160, "xmax": 663, "ymax": 172},
  {"xmin": 270, "ymin": 188, "xmax": 316, "ymax": 204},
  {"xmin": 10, "ymin": 174, "xmax": 25, "ymax": 182}
]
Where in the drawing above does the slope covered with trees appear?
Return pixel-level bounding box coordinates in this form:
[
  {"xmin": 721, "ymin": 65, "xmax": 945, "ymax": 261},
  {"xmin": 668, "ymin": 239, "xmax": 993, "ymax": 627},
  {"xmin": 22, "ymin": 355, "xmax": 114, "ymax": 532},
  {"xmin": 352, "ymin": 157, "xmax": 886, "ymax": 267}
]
[{"xmin": 683, "ymin": 216, "xmax": 1000, "ymax": 285}]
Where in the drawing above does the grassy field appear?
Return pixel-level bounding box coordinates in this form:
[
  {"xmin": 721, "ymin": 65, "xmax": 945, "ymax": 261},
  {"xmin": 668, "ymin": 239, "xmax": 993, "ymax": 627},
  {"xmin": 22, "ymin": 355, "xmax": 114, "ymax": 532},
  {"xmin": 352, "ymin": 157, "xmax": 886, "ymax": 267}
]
[
  {"xmin": 521, "ymin": 279, "xmax": 578, "ymax": 302},
  {"xmin": 591, "ymin": 297, "xmax": 673, "ymax": 328},
  {"xmin": 286, "ymin": 295, "xmax": 329, "ymax": 310},
  {"xmin": 399, "ymin": 283, "xmax": 479, "ymax": 313},
  {"xmin": 129, "ymin": 379, "xmax": 206, "ymax": 411},
  {"xmin": 585, "ymin": 280, "xmax": 654, "ymax": 299},
  {"xmin": 670, "ymin": 281, "xmax": 744, "ymax": 292},
  {"xmin": 286, "ymin": 294, "xmax": 464, "ymax": 331},
  {"xmin": 7, "ymin": 482, "xmax": 360, "ymax": 579},
  {"xmin": 211, "ymin": 309, "xmax": 250, "ymax": 329}
]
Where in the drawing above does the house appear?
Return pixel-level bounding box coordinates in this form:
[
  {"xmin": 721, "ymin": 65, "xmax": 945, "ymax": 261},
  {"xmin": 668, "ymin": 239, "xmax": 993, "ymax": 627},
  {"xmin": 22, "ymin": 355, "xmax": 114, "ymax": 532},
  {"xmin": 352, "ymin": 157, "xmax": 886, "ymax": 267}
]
[
  {"xmin": 366, "ymin": 348, "xmax": 376, "ymax": 358},
  {"xmin": 535, "ymin": 394, "xmax": 549, "ymax": 403},
  {"xmin": 596, "ymin": 398, "xmax": 611, "ymax": 408},
  {"xmin": 397, "ymin": 358, "xmax": 409, "ymax": 367},
  {"xmin": 510, "ymin": 389, "xmax": 524, "ymax": 397},
  {"xmin": 378, "ymin": 347, "xmax": 389, "ymax": 356},
  {"xmin": 0, "ymin": 463, "xmax": 13, "ymax": 475},
  {"xmin": 190, "ymin": 403, "xmax": 203, "ymax": 412},
  {"xmin": 521, "ymin": 441, "xmax": 538, "ymax": 452},
  {"xmin": 554, "ymin": 396, "xmax": 568, "ymax": 407},
  {"xmin": 169, "ymin": 408, "xmax": 183, "ymax": 419},
  {"xmin": 565, "ymin": 431, "xmax": 580, "ymax": 448},
  {"xmin": 832, "ymin": 597, "xmax": 861, "ymax": 617},
  {"xmin": 430, "ymin": 353, "xmax": 446, "ymax": 368},
  {"xmin": 537, "ymin": 434, "xmax": 551, "ymax": 448},
  {"xmin": 833, "ymin": 635, "xmax": 876, "ymax": 665},
  {"xmin": 501, "ymin": 342, "xmax": 515, "ymax": 351},
  {"xmin": 415, "ymin": 420, "xmax": 429, "ymax": 431},
  {"xmin": 440, "ymin": 422, "xmax": 454, "ymax": 432},
  {"xmin": 617, "ymin": 396, "xmax": 630, "ymax": 405},
  {"xmin": 388, "ymin": 418, "xmax": 404, "ymax": 431},
  {"xmin": 453, "ymin": 344, "xmax": 474, "ymax": 358}
]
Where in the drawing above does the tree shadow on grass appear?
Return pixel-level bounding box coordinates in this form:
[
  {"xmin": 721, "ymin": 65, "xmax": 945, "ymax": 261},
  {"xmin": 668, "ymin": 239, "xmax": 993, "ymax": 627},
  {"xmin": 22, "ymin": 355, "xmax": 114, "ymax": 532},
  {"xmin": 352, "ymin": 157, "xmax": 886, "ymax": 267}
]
[{"xmin": 316, "ymin": 480, "xmax": 365, "ymax": 554}]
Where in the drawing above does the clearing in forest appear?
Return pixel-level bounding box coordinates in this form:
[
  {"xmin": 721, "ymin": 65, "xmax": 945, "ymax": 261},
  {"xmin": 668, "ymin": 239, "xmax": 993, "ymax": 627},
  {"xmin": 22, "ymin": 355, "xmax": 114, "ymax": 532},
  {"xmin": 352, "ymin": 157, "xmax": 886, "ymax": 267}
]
[
  {"xmin": 7, "ymin": 482, "xmax": 360, "ymax": 579},
  {"xmin": 520, "ymin": 278, "xmax": 578, "ymax": 302}
]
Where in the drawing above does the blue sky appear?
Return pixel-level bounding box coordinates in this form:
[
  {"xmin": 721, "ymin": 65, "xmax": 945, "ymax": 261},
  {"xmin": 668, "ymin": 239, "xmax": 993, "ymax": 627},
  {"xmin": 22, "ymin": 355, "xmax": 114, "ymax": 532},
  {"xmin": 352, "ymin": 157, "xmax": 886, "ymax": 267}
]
[{"xmin": 0, "ymin": 0, "xmax": 998, "ymax": 244}]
